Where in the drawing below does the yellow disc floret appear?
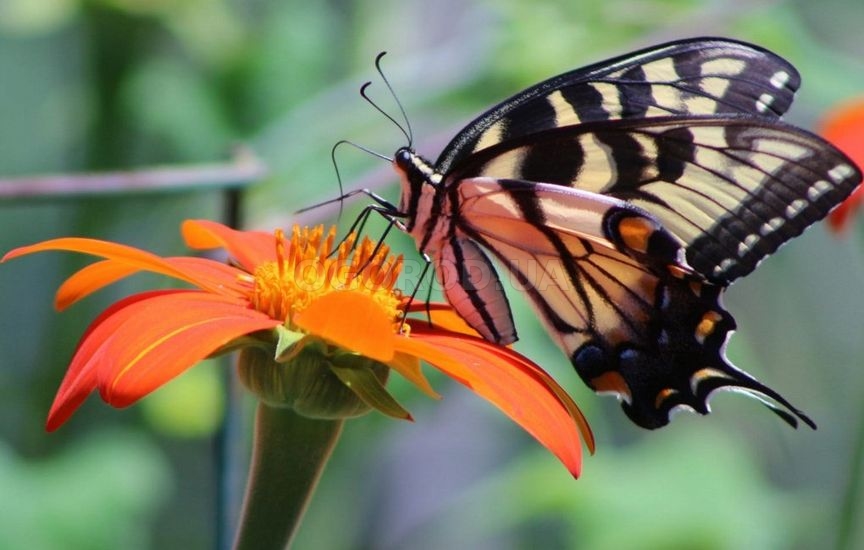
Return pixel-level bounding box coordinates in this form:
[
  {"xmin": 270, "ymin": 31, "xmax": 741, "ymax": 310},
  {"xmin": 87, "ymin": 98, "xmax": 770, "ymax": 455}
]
[{"xmin": 251, "ymin": 225, "xmax": 404, "ymax": 330}]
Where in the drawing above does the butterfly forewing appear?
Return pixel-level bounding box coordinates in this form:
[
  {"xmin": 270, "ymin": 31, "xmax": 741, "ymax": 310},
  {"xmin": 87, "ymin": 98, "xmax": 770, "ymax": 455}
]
[{"xmin": 437, "ymin": 37, "xmax": 800, "ymax": 173}]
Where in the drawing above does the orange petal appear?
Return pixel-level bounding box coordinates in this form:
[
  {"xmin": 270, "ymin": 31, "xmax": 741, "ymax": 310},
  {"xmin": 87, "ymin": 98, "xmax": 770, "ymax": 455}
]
[
  {"xmin": 56, "ymin": 260, "xmax": 139, "ymax": 310},
  {"xmin": 387, "ymin": 351, "xmax": 441, "ymax": 399},
  {"xmin": 293, "ymin": 291, "xmax": 396, "ymax": 362},
  {"xmin": 820, "ymin": 99, "xmax": 864, "ymax": 233},
  {"xmin": 47, "ymin": 291, "xmax": 279, "ymax": 430},
  {"xmin": 181, "ymin": 220, "xmax": 277, "ymax": 271},
  {"xmin": 406, "ymin": 302, "xmax": 482, "ymax": 337},
  {"xmin": 55, "ymin": 257, "xmax": 250, "ymax": 310},
  {"xmin": 394, "ymin": 329, "xmax": 588, "ymax": 477},
  {"xmin": 472, "ymin": 338, "xmax": 595, "ymax": 454},
  {"xmin": 2, "ymin": 237, "xmax": 227, "ymax": 294}
]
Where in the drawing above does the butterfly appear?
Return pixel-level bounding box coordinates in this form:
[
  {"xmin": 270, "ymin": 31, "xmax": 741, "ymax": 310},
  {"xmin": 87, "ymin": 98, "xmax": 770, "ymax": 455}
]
[{"xmin": 364, "ymin": 37, "xmax": 861, "ymax": 429}]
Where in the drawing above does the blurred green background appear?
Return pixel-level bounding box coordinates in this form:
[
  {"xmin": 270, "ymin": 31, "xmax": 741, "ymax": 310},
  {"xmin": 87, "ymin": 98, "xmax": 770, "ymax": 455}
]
[{"xmin": 2, "ymin": 0, "xmax": 864, "ymax": 548}]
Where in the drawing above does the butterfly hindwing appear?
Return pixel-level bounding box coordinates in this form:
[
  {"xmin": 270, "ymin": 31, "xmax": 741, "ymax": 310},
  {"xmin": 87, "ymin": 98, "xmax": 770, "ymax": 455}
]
[
  {"xmin": 448, "ymin": 116, "xmax": 862, "ymax": 283},
  {"xmin": 454, "ymin": 179, "xmax": 814, "ymax": 428},
  {"xmin": 437, "ymin": 37, "xmax": 800, "ymax": 173},
  {"xmin": 433, "ymin": 177, "xmax": 671, "ymax": 345},
  {"xmin": 435, "ymin": 235, "xmax": 516, "ymax": 344}
]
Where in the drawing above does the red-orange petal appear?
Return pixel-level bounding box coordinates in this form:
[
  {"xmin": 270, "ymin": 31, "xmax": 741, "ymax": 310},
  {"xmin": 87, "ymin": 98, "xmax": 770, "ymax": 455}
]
[
  {"xmin": 293, "ymin": 291, "xmax": 396, "ymax": 362},
  {"xmin": 55, "ymin": 257, "xmax": 250, "ymax": 310},
  {"xmin": 827, "ymin": 186, "xmax": 864, "ymax": 233},
  {"xmin": 96, "ymin": 292, "xmax": 280, "ymax": 407},
  {"xmin": 2, "ymin": 237, "xmax": 226, "ymax": 294},
  {"xmin": 46, "ymin": 290, "xmax": 279, "ymax": 430},
  {"xmin": 47, "ymin": 290, "xmax": 187, "ymax": 431},
  {"xmin": 820, "ymin": 99, "xmax": 864, "ymax": 232},
  {"xmin": 181, "ymin": 220, "xmax": 277, "ymax": 271},
  {"xmin": 393, "ymin": 330, "xmax": 587, "ymax": 477}
]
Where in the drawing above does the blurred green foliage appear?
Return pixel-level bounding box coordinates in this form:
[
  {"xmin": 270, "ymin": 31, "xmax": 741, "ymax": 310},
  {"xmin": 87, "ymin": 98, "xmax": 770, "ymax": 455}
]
[
  {"xmin": 2, "ymin": 0, "xmax": 864, "ymax": 549},
  {"xmin": 0, "ymin": 429, "xmax": 169, "ymax": 549}
]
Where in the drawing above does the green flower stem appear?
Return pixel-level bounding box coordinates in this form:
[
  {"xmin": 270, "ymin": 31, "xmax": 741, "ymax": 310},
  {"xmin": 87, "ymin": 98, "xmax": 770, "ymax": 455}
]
[{"xmin": 233, "ymin": 404, "xmax": 344, "ymax": 550}]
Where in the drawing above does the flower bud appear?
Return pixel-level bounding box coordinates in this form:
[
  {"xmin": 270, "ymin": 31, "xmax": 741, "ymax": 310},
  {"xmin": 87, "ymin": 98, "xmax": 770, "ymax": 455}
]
[{"xmin": 237, "ymin": 343, "xmax": 390, "ymax": 419}]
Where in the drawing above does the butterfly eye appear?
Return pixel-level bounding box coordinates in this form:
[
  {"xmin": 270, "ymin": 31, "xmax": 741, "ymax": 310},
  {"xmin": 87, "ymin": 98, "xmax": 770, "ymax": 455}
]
[{"xmin": 394, "ymin": 147, "xmax": 414, "ymax": 167}]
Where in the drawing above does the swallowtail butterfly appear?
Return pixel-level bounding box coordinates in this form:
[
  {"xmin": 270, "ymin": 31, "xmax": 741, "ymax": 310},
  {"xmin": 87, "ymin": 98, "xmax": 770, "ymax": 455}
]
[{"xmin": 373, "ymin": 38, "xmax": 861, "ymax": 429}]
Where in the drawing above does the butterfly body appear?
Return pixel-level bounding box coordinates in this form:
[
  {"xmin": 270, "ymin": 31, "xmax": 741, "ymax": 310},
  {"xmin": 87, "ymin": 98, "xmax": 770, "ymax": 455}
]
[{"xmin": 384, "ymin": 38, "xmax": 862, "ymax": 429}]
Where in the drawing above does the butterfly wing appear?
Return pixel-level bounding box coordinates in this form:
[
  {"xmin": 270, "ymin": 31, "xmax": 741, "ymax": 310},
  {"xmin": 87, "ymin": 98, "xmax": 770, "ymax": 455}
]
[
  {"xmin": 390, "ymin": 39, "xmax": 859, "ymax": 429},
  {"xmin": 454, "ymin": 177, "xmax": 815, "ymax": 429},
  {"xmin": 434, "ymin": 235, "xmax": 517, "ymax": 344},
  {"xmin": 437, "ymin": 37, "xmax": 800, "ymax": 172},
  {"xmin": 449, "ymin": 116, "xmax": 862, "ymax": 284}
]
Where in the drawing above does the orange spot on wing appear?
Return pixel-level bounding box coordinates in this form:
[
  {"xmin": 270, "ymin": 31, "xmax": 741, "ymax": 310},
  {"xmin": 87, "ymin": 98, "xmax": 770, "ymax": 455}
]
[
  {"xmin": 617, "ymin": 216, "xmax": 655, "ymax": 254},
  {"xmin": 654, "ymin": 388, "xmax": 678, "ymax": 409},
  {"xmin": 590, "ymin": 371, "xmax": 631, "ymax": 401},
  {"xmin": 695, "ymin": 311, "xmax": 723, "ymax": 343}
]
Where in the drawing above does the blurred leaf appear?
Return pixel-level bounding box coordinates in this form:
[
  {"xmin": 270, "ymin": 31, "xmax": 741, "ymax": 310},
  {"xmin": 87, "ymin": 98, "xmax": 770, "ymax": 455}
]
[
  {"xmin": 139, "ymin": 359, "xmax": 226, "ymax": 438},
  {"xmin": 0, "ymin": 429, "xmax": 170, "ymax": 549},
  {"xmin": 395, "ymin": 425, "xmax": 804, "ymax": 549},
  {"xmin": 121, "ymin": 58, "xmax": 235, "ymax": 162},
  {"xmin": 0, "ymin": 0, "xmax": 78, "ymax": 34}
]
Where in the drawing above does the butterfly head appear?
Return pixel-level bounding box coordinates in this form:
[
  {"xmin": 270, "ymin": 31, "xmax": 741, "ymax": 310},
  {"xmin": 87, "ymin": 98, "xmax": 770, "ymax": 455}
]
[{"xmin": 393, "ymin": 147, "xmax": 439, "ymax": 184}]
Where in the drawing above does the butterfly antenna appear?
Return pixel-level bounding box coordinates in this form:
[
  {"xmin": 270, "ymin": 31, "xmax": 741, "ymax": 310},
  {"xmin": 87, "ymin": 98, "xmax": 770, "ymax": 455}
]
[
  {"xmin": 330, "ymin": 141, "xmax": 348, "ymax": 221},
  {"xmin": 332, "ymin": 138, "xmax": 392, "ymax": 163},
  {"xmin": 360, "ymin": 81, "xmax": 411, "ymax": 147},
  {"xmin": 374, "ymin": 51, "xmax": 414, "ymax": 147},
  {"xmin": 295, "ymin": 139, "xmax": 392, "ymax": 219}
]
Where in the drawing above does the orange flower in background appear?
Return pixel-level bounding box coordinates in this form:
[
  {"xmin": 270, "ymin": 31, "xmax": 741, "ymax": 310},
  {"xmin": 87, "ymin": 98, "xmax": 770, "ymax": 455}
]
[
  {"xmin": 2, "ymin": 221, "xmax": 592, "ymax": 476},
  {"xmin": 820, "ymin": 98, "xmax": 864, "ymax": 232}
]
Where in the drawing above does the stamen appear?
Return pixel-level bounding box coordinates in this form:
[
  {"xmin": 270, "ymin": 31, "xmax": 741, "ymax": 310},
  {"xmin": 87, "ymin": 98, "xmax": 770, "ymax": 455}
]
[
  {"xmin": 275, "ymin": 228, "xmax": 286, "ymax": 277},
  {"xmin": 249, "ymin": 225, "xmax": 404, "ymax": 330}
]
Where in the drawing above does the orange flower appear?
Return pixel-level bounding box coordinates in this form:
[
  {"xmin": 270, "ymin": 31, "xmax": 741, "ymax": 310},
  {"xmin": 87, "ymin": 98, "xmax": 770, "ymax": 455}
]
[
  {"xmin": 3, "ymin": 221, "xmax": 593, "ymax": 476},
  {"xmin": 820, "ymin": 98, "xmax": 864, "ymax": 232}
]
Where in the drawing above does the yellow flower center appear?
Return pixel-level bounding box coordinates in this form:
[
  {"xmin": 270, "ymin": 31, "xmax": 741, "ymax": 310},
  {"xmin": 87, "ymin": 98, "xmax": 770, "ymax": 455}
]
[{"xmin": 251, "ymin": 225, "xmax": 404, "ymax": 330}]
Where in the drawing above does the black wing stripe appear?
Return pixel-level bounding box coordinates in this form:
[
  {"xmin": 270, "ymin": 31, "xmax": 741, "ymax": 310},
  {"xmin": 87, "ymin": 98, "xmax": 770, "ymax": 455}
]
[
  {"xmin": 617, "ymin": 64, "xmax": 651, "ymax": 118},
  {"xmin": 519, "ymin": 137, "xmax": 585, "ymax": 185},
  {"xmin": 460, "ymin": 202, "xmax": 659, "ymax": 345},
  {"xmin": 464, "ymin": 226, "xmax": 590, "ymax": 335},
  {"xmin": 580, "ymin": 249, "xmax": 656, "ymax": 338},
  {"xmin": 501, "ymin": 183, "xmax": 640, "ymax": 335},
  {"xmin": 564, "ymin": 84, "xmax": 610, "ymax": 123},
  {"xmin": 447, "ymin": 237, "xmax": 504, "ymax": 341}
]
